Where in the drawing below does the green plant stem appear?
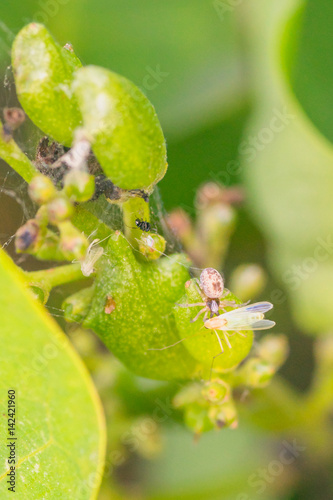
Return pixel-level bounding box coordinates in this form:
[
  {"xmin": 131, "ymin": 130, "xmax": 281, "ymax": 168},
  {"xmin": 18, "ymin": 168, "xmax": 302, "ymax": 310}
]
[
  {"xmin": 25, "ymin": 263, "xmax": 87, "ymax": 291},
  {"xmin": 0, "ymin": 125, "xmax": 38, "ymax": 182},
  {"xmin": 122, "ymin": 197, "xmax": 150, "ymax": 249}
]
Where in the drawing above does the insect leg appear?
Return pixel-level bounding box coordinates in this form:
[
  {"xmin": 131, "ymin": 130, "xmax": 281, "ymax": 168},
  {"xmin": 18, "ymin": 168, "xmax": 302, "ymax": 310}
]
[
  {"xmin": 176, "ymin": 302, "xmax": 206, "ymax": 308},
  {"xmin": 190, "ymin": 307, "xmax": 207, "ymax": 323},
  {"xmin": 209, "ymin": 330, "xmax": 225, "ymax": 380}
]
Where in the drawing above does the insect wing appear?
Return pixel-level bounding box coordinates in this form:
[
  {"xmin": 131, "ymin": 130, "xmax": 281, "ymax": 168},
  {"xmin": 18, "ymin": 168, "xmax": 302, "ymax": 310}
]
[
  {"xmin": 211, "ymin": 302, "xmax": 275, "ymax": 331},
  {"xmin": 226, "ymin": 301, "xmax": 273, "ymax": 316}
]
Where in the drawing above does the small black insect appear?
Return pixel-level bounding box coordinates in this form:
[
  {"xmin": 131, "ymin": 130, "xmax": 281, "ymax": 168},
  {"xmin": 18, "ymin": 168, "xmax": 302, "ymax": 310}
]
[{"xmin": 135, "ymin": 218, "xmax": 151, "ymax": 232}]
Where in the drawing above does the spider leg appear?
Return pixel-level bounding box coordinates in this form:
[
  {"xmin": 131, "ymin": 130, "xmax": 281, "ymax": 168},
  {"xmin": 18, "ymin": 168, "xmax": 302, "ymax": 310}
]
[
  {"xmin": 190, "ymin": 306, "xmax": 207, "ymax": 323},
  {"xmin": 177, "ymin": 302, "xmax": 206, "ymax": 308}
]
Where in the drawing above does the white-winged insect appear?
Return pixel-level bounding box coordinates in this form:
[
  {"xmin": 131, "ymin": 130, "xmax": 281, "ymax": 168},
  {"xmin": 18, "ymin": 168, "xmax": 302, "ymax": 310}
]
[
  {"xmin": 204, "ymin": 301, "xmax": 275, "ymax": 353},
  {"xmin": 149, "ymin": 301, "xmax": 275, "ymax": 378},
  {"xmin": 178, "ymin": 267, "xmax": 244, "ymax": 322},
  {"xmin": 80, "ymin": 233, "xmax": 110, "ymax": 277}
]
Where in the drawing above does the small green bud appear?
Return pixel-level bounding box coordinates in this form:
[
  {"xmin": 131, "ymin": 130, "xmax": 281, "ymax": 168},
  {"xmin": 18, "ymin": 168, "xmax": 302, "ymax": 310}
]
[
  {"xmin": 256, "ymin": 334, "xmax": 289, "ymax": 369},
  {"xmin": 59, "ymin": 221, "xmax": 89, "ymax": 260},
  {"xmin": 314, "ymin": 335, "xmax": 333, "ymax": 369},
  {"xmin": 238, "ymin": 357, "xmax": 275, "ymax": 388},
  {"xmin": 28, "ymin": 174, "xmax": 57, "ymax": 204},
  {"xmin": 138, "ymin": 233, "xmax": 166, "ymax": 260},
  {"xmin": 230, "ymin": 264, "xmax": 267, "ymax": 302},
  {"xmin": 208, "ymin": 400, "xmax": 238, "ymax": 429},
  {"xmin": 202, "ymin": 379, "xmax": 230, "ymax": 404},
  {"xmin": 15, "ymin": 219, "xmax": 41, "ymax": 252},
  {"xmin": 63, "ymin": 287, "xmax": 94, "ymax": 323},
  {"xmin": 47, "ymin": 197, "xmax": 74, "ymax": 223},
  {"xmin": 184, "ymin": 404, "xmax": 214, "ymax": 434},
  {"xmin": 29, "ymin": 285, "xmax": 49, "ymax": 304},
  {"xmin": 173, "ymin": 383, "xmax": 203, "ymax": 408},
  {"xmin": 64, "ymin": 170, "xmax": 95, "ymax": 202}
]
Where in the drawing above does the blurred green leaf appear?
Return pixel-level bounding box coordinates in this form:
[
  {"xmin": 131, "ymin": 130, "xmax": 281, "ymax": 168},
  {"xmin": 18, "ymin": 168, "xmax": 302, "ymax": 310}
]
[
  {"xmin": 0, "ymin": 0, "xmax": 246, "ymax": 138},
  {"xmin": 242, "ymin": 0, "xmax": 333, "ymax": 334},
  {"xmin": 292, "ymin": 0, "xmax": 333, "ymax": 144},
  {"xmin": 0, "ymin": 249, "xmax": 106, "ymax": 498}
]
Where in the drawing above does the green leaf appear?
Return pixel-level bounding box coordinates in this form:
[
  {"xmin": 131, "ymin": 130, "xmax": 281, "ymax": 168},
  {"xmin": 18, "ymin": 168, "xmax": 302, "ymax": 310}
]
[
  {"xmin": 0, "ymin": 249, "xmax": 106, "ymax": 498},
  {"xmin": 73, "ymin": 65, "xmax": 167, "ymax": 190},
  {"xmin": 75, "ymin": 231, "xmax": 198, "ymax": 380},
  {"xmin": 12, "ymin": 23, "xmax": 82, "ymax": 146},
  {"xmin": 242, "ymin": 0, "xmax": 333, "ymax": 334},
  {"xmin": 0, "ymin": 123, "xmax": 37, "ymax": 183}
]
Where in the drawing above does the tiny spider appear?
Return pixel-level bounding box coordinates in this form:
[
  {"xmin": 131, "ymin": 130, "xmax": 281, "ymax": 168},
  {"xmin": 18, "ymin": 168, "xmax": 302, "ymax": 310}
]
[
  {"xmin": 179, "ymin": 267, "xmax": 243, "ymax": 323},
  {"xmin": 135, "ymin": 218, "xmax": 151, "ymax": 232}
]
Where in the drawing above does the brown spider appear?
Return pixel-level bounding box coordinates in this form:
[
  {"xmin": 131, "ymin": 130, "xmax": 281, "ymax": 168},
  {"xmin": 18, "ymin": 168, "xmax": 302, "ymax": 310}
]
[{"xmin": 179, "ymin": 268, "xmax": 245, "ymax": 323}]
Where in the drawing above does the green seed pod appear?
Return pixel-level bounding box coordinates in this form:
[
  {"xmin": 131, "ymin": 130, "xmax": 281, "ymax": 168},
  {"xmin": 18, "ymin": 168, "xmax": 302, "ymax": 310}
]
[
  {"xmin": 28, "ymin": 174, "xmax": 57, "ymax": 204},
  {"xmin": 72, "ymin": 66, "xmax": 167, "ymax": 190},
  {"xmin": 12, "ymin": 23, "xmax": 82, "ymax": 146},
  {"xmin": 81, "ymin": 231, "xmax": 198, "ymax": 380},
  {"xmin": 174, "ymin": 280, "xmax": 254, "ymax": 377},
  {"xmin": 64, "ymin": 170, "xmax": 95, "ymax": 202},
  {"xmin": 47, "ymin": 197, "xmax": 74, "ymax": 223}
]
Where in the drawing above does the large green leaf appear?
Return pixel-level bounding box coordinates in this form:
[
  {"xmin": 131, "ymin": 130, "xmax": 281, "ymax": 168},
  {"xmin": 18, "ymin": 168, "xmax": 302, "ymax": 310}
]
[
  {"xmin": 242, "ymin": 0, "xmax": 333, "ymax": 335},
  {"xmin": 0, "ymin": 249, "xmax": 106, "ymax": 498}
]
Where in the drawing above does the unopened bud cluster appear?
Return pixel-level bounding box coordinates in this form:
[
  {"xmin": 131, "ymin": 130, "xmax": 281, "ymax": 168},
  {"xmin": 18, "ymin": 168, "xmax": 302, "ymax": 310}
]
[{"xmin": 15, "ymin": 134, "xmax": 96, "ymax": 262}]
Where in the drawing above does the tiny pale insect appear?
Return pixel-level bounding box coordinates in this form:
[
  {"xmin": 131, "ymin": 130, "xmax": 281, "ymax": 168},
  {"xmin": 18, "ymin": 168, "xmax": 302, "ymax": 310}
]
[
  {"xmin": 80, "ymin": 233, "xmax": 110, "ymax": 277},
  {"xmin": 204, "ymin": 301, "xmax": 275, "ymax": 375},
  {"xmin": 149, "ymin": 301, "xmax": 275, "ymax": 379}
]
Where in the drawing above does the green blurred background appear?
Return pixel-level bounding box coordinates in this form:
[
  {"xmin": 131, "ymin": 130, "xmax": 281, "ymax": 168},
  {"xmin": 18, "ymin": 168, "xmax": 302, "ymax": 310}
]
[{"xmin": 1, "ymin": 0, "xmax": 333, "ymax": 499}]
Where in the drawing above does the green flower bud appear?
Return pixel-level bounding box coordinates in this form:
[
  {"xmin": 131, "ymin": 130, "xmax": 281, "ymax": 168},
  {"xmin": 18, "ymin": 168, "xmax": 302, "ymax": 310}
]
[
  {"xmin": 229, "ymin": 264, "xmax": 267, "ymax": 302},
  {"xmin": 256, "ymin": 334, "xmax": 289, "ymax": 369},
  {"xmin": 28, "ymin": 174, "xmax": 57, "ymax": 205},
  {"xmin": 173, "ymin": 383, "xmax": 203, "ymax": 408},
  {"xmin": 64, "ymin": 170, "xmax": 95, "ymax": 202},
  {"xmin": 237, "ymin": 358, "xmax": 275, "ymax": 388},
  {"xmin": 184, "ymin": 404, "xmax": 214, "ymax": 434},
  {"xmin": 63, "ymin": 287, "xmax": 94, "ymax": 323},
  {"xmin": 208, "ymin": 400, "xmax": 238, "ymax": 429},
  {"xmin": 58, "ymin": 221, "xmax": 89, "ymax": 261},
  {"xmin": 15, "ymin": 219, "xmax": 41, "ymax": 252},
  {"xmin": 72, "ymin": 65, "xmax": 167, "ymax": 190},
  {"xmin": 29, "ymin": 285, "xmax": 49, "ymax": 304},
  {"xmin": 202, "ymin": 379, "xmax": 230, "ymax": 404},
  {"xmin": 47, "ymin": 197, "xmax": 74, "ymax": 223},
  {"xmin": 138, "ymin": 233, "xmax": 166, "ymax": 260},
  {"xmin": 12, "ymin": 23, "xmax": 82, "ymax": 146}
]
